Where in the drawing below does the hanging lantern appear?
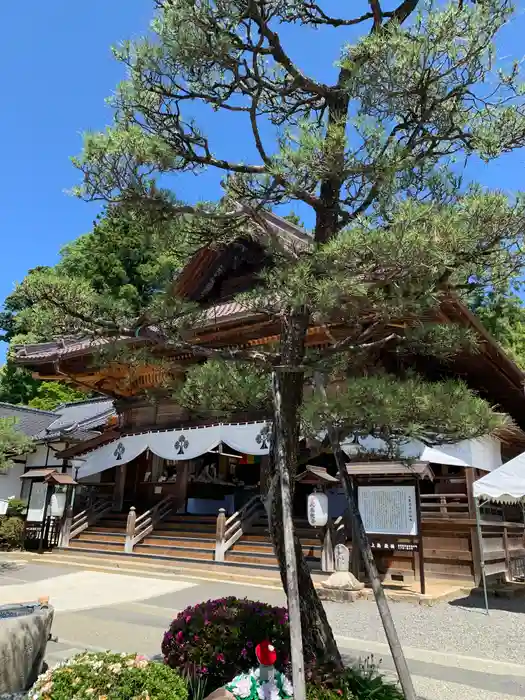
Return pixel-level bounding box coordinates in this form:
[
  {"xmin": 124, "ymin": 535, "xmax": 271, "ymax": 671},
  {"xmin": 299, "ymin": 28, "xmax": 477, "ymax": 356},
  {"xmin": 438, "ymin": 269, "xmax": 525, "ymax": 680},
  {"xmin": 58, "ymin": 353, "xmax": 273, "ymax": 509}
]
[{"xmin": 307, "ymin": 490, "xmax": 328, "ymax": 527}]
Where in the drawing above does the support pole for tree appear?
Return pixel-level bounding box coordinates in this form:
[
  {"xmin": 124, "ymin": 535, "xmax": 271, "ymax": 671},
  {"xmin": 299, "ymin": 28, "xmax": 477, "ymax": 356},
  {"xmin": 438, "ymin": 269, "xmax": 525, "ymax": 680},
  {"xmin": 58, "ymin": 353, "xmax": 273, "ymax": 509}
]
[
  {"xmin": 314, "ymin": 374, "xmax": 416, "ymax": 700},
  {"xmin": 272, "ymin": 370, "xmax": 306, "ymax": 700}
]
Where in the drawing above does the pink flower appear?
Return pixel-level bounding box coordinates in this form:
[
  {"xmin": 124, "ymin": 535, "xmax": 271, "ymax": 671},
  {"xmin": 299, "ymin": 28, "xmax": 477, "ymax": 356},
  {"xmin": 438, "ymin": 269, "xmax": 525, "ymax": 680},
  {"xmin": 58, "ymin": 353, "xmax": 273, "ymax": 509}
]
[
  {"xmin": 176, "ymin": 631, "xmax": 184, "ymax": 643},
  {"xmin": 241, "ymin": 648, "xmax": 248, "ymax": 658},
  {"xmin": 216, "ymin": 653, "xmax": 225, "ymax": 663},
  {"xmin": 186, "ymin": 615, "xmax": 192, "ymax": 623}
]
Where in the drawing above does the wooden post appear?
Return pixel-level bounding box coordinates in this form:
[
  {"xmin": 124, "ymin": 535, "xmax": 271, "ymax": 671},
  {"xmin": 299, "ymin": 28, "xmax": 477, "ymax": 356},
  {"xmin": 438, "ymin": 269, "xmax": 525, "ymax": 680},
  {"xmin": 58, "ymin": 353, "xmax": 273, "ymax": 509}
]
[
  {"xmin": 503, "ymin": 525, "xmax": 511, "ymax": 580},
  {"xmin": 315, "ymin": 373, "xmax": 416, "ymax": 700},
  {"xmin": 215, "ymin": 508, "xmax": 226, "ymax": 562},
  {"xmin": 321, "ymin": 521, "xmax": 335, "ymax": 573},
  {"xmin": 113, "ymin": 464, "xmax": 127, "ymax": 512},
  {"xmin": 466, "ymin": 468, "xmax": 483, "ymax": 585},
  {"xmin": 125, "ymin": 506, "xmax": 136, "ymax": 553},
  {"xmin": 38, "ymin": 484, "xmax": 53, "ymax": 554},
  {"xmin": 350, "ymin": 486, "xmax": 361, "ymax": 578},
  {"xmin": 414, "ymin": 478, "xmax": 426, "ymax": 595},
  {"xmin": 59, "ymin": 505, "xmax": 73, "ymax": 548}
]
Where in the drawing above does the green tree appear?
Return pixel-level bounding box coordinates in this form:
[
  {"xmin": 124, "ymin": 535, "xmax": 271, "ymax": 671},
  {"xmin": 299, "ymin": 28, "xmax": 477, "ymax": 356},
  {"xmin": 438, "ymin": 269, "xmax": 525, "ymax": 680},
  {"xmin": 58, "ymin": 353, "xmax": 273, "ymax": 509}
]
[
  {"xmin": 28, "ymin": 382, "xmax": 87, "ymax": 411},
  {"xmin": 0, "ymin": 365, "xmax": 42, "ymax": 406},
  {"xmin": 0, "ymin": 418, "xmax": 33, "ymax": 472},
  {"xmin": 469, "ymin": 285, "xmax": 525, "ymax": 368},
  {"xmin": 15, "ymin": 1, "xmax": 525, "ymax": 697}
]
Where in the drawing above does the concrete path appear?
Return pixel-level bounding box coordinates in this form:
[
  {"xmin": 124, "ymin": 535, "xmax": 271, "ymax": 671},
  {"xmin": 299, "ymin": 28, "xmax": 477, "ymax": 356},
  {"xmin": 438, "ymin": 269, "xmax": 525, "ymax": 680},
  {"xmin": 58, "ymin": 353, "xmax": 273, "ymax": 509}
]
[{"xmin": 1, "ymin": 558, "xmax": 523, "ymax": 700}]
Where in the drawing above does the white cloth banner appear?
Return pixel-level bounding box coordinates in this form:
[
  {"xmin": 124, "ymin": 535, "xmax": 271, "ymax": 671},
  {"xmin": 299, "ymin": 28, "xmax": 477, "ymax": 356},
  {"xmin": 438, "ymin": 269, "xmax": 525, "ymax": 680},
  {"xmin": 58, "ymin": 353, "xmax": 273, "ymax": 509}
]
[
  {"xmin": 340, "ymin": 434, "xmax": 501, "ymax": 473},
  {"xmin": 76, "ymin": 421, "xmax": 271, "ymax": 480}
]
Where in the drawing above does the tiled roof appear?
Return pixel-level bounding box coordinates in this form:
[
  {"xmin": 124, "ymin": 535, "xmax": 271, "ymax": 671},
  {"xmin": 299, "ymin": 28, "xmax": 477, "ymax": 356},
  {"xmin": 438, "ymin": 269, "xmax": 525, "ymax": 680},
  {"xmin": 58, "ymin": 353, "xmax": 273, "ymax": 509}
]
[
  {"xmin": 0, "ymin": 398, "xmax": 116, "ymax": 443},
  {"xmin": 12, "ymin": 208, "xmax": 306, "ymax": 365},
  {"xmin": 13, "ymin": 300, "xmax": 262, "ymax": 364},
  {"xmin": 0, "ymin": 404, "xmax": 56, "ymax": 438},
  {"xmin": 35, "ymin": 398, "xmax": 116, "ymax": 441}
]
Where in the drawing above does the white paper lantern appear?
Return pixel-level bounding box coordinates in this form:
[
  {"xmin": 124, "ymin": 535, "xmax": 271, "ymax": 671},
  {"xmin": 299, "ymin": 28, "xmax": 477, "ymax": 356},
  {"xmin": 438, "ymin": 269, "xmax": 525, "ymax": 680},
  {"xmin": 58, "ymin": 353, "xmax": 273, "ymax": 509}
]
[
  {"xmin": 307, "ymin": 491, "xmax": 328, "ymax": 528},
  {"xmin": 50, "ymin": 492, "xmax": 67, "ymax": 518}
]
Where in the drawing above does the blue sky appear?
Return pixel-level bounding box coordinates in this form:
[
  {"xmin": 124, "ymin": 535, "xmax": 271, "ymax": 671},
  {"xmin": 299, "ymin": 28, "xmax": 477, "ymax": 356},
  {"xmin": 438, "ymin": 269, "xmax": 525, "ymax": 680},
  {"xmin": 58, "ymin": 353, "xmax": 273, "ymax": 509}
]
[{"xmin": 1, "ymin": 0, "xmax": 525, "ymax": 363}]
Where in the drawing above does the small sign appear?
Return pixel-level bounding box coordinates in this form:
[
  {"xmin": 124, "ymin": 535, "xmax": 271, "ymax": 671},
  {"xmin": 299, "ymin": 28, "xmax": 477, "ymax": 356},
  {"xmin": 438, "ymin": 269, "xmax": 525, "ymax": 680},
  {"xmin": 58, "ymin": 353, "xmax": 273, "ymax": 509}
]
[{"xmin": 358, "ymin": 485, "xmax": 417, "ymax": 536}]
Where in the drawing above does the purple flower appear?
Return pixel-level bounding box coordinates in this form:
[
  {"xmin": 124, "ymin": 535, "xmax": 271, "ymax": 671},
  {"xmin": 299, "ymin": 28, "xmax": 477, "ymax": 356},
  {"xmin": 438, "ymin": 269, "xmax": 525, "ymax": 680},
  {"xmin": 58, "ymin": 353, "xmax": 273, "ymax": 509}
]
[
  {"xmin": 241, "ymin": 648, "xmax": 248, "ymax": 658},
  {"xmin": 246, "ymin": 641, "xmax": 253, "ymax": 648}
]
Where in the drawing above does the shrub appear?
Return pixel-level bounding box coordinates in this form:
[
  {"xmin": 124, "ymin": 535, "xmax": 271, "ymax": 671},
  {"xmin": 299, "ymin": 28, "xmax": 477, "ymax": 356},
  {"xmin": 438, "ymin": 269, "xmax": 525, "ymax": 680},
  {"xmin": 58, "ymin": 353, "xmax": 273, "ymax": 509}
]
[
  {"xmin": 307, "ymin": 657, "xmax": 403, "ymax": 700},
  {"xmin": 30, "ymin": 651, "xmax": 188, "ymax": 700},
  {"xmin": 162, "ymin": 597, "xmax": 291, "ymax": 693},
  {"xmin": 6, "ymin": 498, "xmax": 27, "ymax": 516},
  {"xmin": 307, "ymin": 685, "xmax": 354, "ymax": 700},
  {"xmin": 341, "ymin": 660, "xmax": 404, "ymax": 700},
  {"xmin": 0, "ymin": 515, "xmax": 24, "ymax": 550}
]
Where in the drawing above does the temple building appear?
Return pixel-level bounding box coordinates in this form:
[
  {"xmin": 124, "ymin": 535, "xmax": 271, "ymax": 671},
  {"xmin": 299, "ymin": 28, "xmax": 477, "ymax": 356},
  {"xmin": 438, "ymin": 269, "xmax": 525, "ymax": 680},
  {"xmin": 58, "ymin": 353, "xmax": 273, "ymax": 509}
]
[{"xmin": 12, "ymin": 213, "xmax": 525, "ymax": 587}]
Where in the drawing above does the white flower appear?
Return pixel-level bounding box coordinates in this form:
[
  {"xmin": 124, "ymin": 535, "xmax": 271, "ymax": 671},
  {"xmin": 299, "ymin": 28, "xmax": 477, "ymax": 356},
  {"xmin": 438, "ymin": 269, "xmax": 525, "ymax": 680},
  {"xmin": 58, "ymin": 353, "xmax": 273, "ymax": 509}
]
[
  {"xmin": 232, "ymin": 676, "xmax": 253, "ymax": 698},
  {"xmin": 257, "ymin": 681, "xmax": 280, "ymax": 700},
  {"xmin": 281, "ymin": 676, "xmax": 293, "ymax": 697}
]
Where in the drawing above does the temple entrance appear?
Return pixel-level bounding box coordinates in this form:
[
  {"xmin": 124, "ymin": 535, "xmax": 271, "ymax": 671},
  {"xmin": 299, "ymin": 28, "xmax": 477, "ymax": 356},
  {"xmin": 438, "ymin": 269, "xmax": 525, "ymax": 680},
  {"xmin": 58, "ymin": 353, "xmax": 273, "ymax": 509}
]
[{"xmin": 108, "ymin": 448, "xmax": 264, "ymax": 516}]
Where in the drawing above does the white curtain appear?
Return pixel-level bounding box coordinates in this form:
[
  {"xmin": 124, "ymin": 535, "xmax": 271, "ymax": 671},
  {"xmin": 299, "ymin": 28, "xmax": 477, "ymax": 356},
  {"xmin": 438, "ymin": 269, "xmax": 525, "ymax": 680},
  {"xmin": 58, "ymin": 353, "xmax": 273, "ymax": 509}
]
[{"xmin": 76, "ymin": 421, "xmax": 271, "ymax": 480}]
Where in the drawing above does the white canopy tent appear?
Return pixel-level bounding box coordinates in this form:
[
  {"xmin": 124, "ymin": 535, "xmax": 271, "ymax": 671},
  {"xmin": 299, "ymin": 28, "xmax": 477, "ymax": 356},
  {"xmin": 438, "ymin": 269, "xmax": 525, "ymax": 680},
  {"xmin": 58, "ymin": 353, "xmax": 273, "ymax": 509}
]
[{"xmin": 472, "ymin": 451, "xmax": 525, "ymax": 614}]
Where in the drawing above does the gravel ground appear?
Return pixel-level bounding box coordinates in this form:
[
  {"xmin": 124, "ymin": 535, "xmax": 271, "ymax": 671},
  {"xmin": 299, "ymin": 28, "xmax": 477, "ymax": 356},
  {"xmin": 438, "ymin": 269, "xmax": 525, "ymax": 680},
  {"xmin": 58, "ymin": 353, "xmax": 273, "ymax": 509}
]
[
  {"xmin": 325, "ymin": 595, "xmax": 525, "ymax": 664},
  {"xmin": 411, "ymin": 675, "xmax": 521, "ymax": 700}
]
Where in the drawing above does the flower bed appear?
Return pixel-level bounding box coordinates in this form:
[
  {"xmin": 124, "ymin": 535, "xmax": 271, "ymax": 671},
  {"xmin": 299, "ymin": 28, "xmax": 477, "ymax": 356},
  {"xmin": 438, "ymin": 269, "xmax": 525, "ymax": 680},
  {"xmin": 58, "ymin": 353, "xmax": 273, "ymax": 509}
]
[
  {"xmin": 162, "ymin": 598, "xmax": 291, "ymax": 693},
  {"xmin": 29, "ymin": 651, "xmax": 188, "ymax": 700}
]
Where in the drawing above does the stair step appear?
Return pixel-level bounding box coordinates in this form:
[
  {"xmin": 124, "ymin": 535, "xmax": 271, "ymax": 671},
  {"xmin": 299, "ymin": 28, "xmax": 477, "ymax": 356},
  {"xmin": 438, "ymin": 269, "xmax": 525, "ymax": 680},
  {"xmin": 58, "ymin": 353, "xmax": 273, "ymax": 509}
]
[
  {"xmin": 142, "ymin": 536, "xmax": 215, "ymax": 549},
  {"xmin": 69, "ymin": 540, "xmax": 124, "ymax": 552},
  {"xmin": 165, "ymin": 515, "xmax": 216, "ymax": 524},
  {"xmin": 76, "ymin": 533, "xmax": 125, "ymax": 544},
  {"xmin": 134, "ymin": 544, "xmax": 214, "ymax": 560},
  {"xmin": 225, "ymin": 552, "xmax": 278, "ymax": 566},
  {"xmin": 156, "ymin": 520, "xmax": 216, "ymax": 532}
]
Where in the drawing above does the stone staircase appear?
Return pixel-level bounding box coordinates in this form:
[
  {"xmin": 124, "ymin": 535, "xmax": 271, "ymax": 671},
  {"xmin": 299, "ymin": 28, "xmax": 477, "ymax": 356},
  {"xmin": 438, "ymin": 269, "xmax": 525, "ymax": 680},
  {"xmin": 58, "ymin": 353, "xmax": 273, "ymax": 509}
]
[{"xmin": 64, "ymin": 511, "xmax": 323, "ymax": 571}]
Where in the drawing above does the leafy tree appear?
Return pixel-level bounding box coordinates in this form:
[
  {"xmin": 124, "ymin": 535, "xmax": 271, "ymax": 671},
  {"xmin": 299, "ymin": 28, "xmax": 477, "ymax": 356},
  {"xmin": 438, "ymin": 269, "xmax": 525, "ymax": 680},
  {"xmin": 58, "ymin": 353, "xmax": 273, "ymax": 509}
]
[
  {"xmin": 0, "ymin": 418, "xmax": 33, "ymax": 472},
  {"xmin": 469, "ymin": 285, "xmax": 525, "ymax": 368},
  {"xmin": 15, "ymin": 1, "xmax": 525, "ymax": 698},
  {"xmin": 0, "ymin": 364, "xmax": 42, "ymax": 406},
  {"xmin": 28, "ymin": 382, "xmax": 87, "ymax": 411}
]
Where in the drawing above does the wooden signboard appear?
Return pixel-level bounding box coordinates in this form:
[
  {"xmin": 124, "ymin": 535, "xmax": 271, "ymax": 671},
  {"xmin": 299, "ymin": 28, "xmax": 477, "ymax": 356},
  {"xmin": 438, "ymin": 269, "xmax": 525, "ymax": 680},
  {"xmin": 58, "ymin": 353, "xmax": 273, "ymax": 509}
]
[{"xmin": 358, "ymin": 483, "xmax": 425, "ymax": 594}]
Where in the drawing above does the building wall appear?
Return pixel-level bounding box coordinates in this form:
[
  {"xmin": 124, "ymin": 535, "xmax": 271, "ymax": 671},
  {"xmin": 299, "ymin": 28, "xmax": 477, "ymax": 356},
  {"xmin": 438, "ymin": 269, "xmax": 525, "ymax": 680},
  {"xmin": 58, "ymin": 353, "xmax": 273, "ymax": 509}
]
[{"xmin": 0, "ymin": 462, "xmax": 25, "ymax": 503}]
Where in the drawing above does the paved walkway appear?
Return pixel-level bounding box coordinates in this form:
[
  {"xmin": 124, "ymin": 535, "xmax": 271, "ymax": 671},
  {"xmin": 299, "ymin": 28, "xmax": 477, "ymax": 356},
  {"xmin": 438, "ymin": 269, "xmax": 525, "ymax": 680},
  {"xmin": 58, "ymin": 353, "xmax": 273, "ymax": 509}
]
[{"xmin": 1, "ymin": 558, "xmax": 523, "ymax": 700}]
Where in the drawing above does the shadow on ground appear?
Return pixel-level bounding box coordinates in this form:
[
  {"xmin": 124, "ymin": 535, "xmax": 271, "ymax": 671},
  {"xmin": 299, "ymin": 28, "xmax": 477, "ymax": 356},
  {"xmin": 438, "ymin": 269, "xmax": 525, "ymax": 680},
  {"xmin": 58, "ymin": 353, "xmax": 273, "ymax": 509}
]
[
  {"xmin": 449, "ymin": 591, "xmax": 525, "ymax": 613},
  {"xmin": 0, "ymin": 560, "xmax": 25, "ymax": 573}
]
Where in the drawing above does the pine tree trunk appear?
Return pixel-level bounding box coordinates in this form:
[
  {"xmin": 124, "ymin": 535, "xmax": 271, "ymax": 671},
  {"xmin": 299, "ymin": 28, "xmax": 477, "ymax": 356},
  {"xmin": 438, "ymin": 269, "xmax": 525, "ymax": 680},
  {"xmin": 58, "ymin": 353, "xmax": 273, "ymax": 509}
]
[{"xmin": 267, "ymin": 311, "xmax": 343, "ymax": 671}]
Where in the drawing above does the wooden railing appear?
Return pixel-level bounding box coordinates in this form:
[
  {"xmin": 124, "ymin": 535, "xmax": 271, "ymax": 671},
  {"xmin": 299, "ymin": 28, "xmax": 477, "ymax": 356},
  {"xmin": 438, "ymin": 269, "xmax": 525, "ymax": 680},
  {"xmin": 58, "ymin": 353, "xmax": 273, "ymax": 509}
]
[
  {"xmin": 64, "ymin": 497, "xmax": 113, "ymax": 544},
  {"xmin": 215, "ymin": 495, "xmax": 263, "ymax": 562},
  {"xmin": 125, "ymin": 496, "xmax": 174, "ymax": 553},
  {"xmin": 419, "ymin": 493, "xmax": 469, "ymax": 519}
]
